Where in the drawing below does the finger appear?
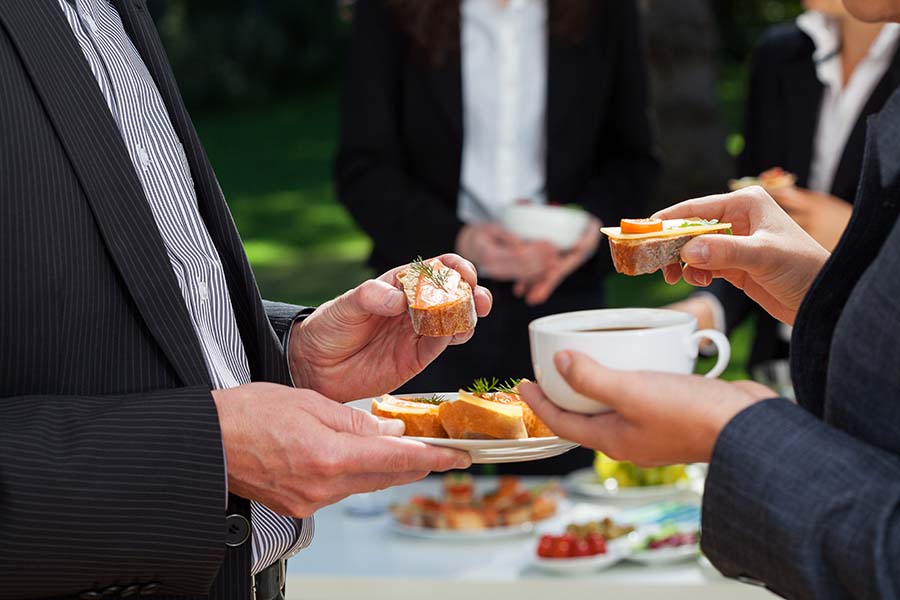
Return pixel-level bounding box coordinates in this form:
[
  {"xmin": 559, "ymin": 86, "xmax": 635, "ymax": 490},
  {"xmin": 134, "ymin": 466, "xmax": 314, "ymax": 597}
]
[
  {"xmin": 449, "ymin": 328, "xmax": 475, "ymax": 346},
  {"xmin": 473, "ymin": 285, "xmax": 493, "ymax": 317},
  {"xmin": 525, "ymin": 267, "xmax": 564, "ymax": 306},
  {"xmin": 732, "ymin": 379, "xmax": 777, "ymax": 400},
  {"xmin": 517, "ymin": 381, "xmax": 627, "ymax": 452},
  {"xmin": 437, "ymin": 253, "xmax": 479, "ymax": 288},
  {"xmin": 651, "ymin": 192, "xmax": 734, "ymax": 222},
  {"xmin": 342, "ymin": 435, "xmax": 472, "ymax": 473},
  {"xmin": 662, "ymin": 263, "xmax": 684, "ymax": 284},
  {"xmin": 513, "ymin": 280, "xmax": 527, "ymax": 297},
  {"xmin": 300, "ymin": 392, "xmax": 407, "ymax": 437},
  {"xmin": 336, "ymin": 278, "xmax": 407, "ymax": 324},
  {"xmin": 679, "ymin": 233, "xmax": 763, "ymax": 273},
  {"xmin": 682, "ymin": 265, "xmax": 712, "ymax": 287}
]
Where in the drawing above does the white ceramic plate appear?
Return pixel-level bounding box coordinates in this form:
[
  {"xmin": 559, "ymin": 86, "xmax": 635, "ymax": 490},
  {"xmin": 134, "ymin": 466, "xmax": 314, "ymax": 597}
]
[
  {"xmin": 563, "ymin": 466, "xmax": 704, "ymax": 500},
  {"xmin": 628, "ymin": 543, "xmax": 700, "ymax": 566},
  {"xmin": 532, "ymin": 543, "xmax": 629, "ymax": 575},
  {"xmin": 347, "ymin": 394, "xmax": 579, "ymax": 464}
]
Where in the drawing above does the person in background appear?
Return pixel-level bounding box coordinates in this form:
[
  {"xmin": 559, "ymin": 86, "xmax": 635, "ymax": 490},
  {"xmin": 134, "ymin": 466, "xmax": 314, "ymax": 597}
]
[
  {"xmin": 334, "ymin": 0, "xmax": 658, "ymax": 473},
  {"xmin": 670, "ymin": 0, "xmax": 900, "ymax": 379}
]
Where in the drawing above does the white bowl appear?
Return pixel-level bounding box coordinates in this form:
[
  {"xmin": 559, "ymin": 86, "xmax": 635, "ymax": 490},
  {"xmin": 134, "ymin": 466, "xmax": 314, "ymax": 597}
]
[{"xmin": 500, "ymin": 204, "xmax": 590, "ymax": 251}]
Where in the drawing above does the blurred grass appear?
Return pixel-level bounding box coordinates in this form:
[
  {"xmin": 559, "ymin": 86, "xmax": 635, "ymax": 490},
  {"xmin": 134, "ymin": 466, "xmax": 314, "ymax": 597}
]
[{"xmin": 195, "ymin": 88, "xmax": 750, "ymax": 381}]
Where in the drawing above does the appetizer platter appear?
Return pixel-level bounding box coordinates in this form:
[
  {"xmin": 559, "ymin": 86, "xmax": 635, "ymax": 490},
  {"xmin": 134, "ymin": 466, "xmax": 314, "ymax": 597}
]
[
  {"xmin": 601, "ymin": 218, "xmax": 733, "ymax": 276},
  {"xmin": 728, "ymin": 166, "xmax": 796, "ymax": 192},
  {"xmin": 390, "ymin": 474, "xmax": 566, "ymax": 539},
  {"xmin": 564, "ymin": 455, "xmax": 705, "ymax": 501},
  {"xmin": 398, "ymin": 257, "xmax": 477, "ymax": 337},
  {"xmin": 531, "ymin": 517, "xmax": 637, "ymax": 575},
  {"xmin": 350, "ymin": 378, "xmax": 578, "ymax": 463}
]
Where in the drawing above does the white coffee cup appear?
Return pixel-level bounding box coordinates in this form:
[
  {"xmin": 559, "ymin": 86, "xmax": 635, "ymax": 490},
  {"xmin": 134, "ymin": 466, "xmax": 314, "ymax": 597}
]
[{"xmin": 529, "ymin": 308, "xmax": 731, "ymax": 414}]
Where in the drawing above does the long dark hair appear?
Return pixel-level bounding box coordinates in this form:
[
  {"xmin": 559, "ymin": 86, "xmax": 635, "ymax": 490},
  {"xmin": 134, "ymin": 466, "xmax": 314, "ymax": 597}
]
[{"xmin": 386, "ymin": 0, "xmax": 593, "ymax": 67}]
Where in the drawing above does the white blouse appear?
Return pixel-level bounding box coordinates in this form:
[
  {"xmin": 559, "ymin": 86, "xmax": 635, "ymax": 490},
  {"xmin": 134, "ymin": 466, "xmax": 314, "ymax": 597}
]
[
  {"xmin": 798, "ymin": 11, "xmax": 900, "ymax": 194},
  {"xmin": 457, "ymin": 0, "xmax": 548, "ymax": 223}
]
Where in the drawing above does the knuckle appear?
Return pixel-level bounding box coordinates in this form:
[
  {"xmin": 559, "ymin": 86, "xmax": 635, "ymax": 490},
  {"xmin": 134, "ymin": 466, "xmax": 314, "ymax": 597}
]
[
  {"xmin": 311, "ymin": 453, "xmax": 341, "ymax": 478},
  {"xmin": 385, "ymin": 449, "xmax": 412, "ymax": 473}
]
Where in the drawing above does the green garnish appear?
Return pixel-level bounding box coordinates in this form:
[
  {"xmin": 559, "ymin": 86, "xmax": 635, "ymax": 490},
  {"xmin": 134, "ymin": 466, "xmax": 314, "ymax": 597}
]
[
  {"xmin": 411, "ymin": 255, "xmax": 449, "ymax": 291},
  {"xmin": 563, "ymin": 203, "xmax": 585, "ymax": 212},
  {"xmin": 676, "ymin": 219, "xmax": 732, "ymax": 235},
  {"xmin": 412, "ymin": 394, "xmax": 446, "ymax": 405},
  {"xmin": 467, "ymin": 377, "xmax": 522, "ymax": 395}
]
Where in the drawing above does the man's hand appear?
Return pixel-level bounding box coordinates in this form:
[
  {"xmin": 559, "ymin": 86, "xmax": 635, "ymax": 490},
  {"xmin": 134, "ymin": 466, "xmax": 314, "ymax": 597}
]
[
  {"xmin": 769, "ymin": 186, "xmax": 852, "ymax": 252},
  {"xmin": 513, "ymin": 215, "xmax": 602, "ymax": 306},
  {"xmin": 288, "ymin": 254, "xmax": 492, "ymax": 402},
  {"xmin": 519, "ymin": 351, "xmax": 774, "ymax": 465},
  {"xmin": 213, "ymin": 383, "xmax": 471, "ymax": 518},
  {"xmin": 654, "ymin": 186, "xmax": 831, "ymax": 326}
]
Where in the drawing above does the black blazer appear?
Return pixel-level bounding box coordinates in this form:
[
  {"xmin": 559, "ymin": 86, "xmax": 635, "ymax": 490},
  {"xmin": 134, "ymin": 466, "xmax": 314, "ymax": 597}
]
[
  {"xmin": 711, "ymin": 22, "xmax": 900, "ymax": 370},
  {"xmin": 700, "ymin": 88, "xmax": 900, "ymax": 600},
  {"xmin": 335, "ymin": 0, "xmax": 659, "ymax": 280},
  {"xmin": 0, "ymin": 1, "xmax": 305, "ymax": 598}
]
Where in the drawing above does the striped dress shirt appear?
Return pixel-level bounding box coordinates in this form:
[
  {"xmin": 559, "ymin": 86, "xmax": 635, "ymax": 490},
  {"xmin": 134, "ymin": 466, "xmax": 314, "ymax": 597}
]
[{"xmin": 56, "ymin": 0, "xmax": 312, "ymax": 575}]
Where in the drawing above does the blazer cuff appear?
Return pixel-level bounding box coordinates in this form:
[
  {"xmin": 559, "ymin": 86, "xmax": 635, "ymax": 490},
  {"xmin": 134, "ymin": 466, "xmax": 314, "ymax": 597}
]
[{"xmin": 263, "ymin": 300, "xmax": 314, "ymax": 346}]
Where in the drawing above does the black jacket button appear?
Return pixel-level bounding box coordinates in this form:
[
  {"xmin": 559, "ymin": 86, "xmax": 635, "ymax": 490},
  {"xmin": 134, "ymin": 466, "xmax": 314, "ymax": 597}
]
[
  {"xmin": 140, "ymin": 582, "xmax": 161, "ymax": 596},
  {"xmin": 225, "ymin": 513, "xmax": 251, "ymax": 547},
  {"xmin": 79, "ymin": 593, "xmax": 103, "ymax": 600},
  {"xmin": 121, "ymin": 584, "xmax": 141, "ymax": 598},
  {"xmin": 102, "ymin": 586, "xmax": 122, "ymax": 596}
]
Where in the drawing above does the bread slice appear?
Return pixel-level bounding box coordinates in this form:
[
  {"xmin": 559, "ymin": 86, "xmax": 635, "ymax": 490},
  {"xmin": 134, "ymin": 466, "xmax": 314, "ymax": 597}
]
[
  {"xmin": 438, "ymin": 390, "xmax": 528, "ymax": 440},
  {"xmin": 480, "ymin": 388, "xmax": 555, "ymax": 438},
  {"xmin": 372, "ymin": 394, "xmax": 448, "ymax": 438},
  {"xmin": 601, "ymin": 219, "xmax": 732, "ymax": 276},
  {"xmin": 397, "ymin": 258, "xmax": 477, "ymax": 337}
]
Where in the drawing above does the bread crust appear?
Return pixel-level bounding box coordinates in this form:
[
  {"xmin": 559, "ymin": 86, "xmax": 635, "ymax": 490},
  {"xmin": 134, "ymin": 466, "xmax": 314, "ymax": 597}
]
[
  {"xmin": 438, "ymin": 396, "xmax": 528, "ymax": 440},
  {"xmin": 608, "ymin": 235, "xmax": 695, "ymax": 276},
  {"xmin": 397, "ymin": 263, "xmax": 478, "ymax": 337},
  {"xmin": 371, "ymin": 396, "xmax": 448, "ymax": 438}
]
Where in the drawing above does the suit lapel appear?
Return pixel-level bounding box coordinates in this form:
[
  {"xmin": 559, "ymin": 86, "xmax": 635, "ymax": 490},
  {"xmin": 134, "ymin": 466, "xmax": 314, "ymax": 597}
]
[
  {"xmin": 831, "ymin": 47, "xmax": 900, "ymax": 201},
  {"xmin": 781, "ymin": 58, "xmax": 823, "ymax": 187},
  {"xmin": 113, "ymin": 0, "xmax": 290, "ymax": 384},
  {"xmin": 0, "ymin": 0, "xmax": 210, "ymax": 387}
]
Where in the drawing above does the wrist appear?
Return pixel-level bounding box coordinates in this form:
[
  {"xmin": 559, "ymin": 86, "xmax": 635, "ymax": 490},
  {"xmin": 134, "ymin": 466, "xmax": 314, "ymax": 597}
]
[{"xmin": 287, "ymin": 317, "xmax": 314, "ymax": 389}]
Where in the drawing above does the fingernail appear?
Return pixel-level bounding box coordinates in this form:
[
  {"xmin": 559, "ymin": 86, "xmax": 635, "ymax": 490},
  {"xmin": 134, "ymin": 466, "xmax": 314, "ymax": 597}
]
[
  {"xmin": 378, "ymin": 418, "xmax": 405, "ymax": 436},
  {"xmin": 682, "ymin": 241, "xmax": 709, "ymax": 264},
  {"xmin": 554, "ymin": 351, "xmax": 573, "ymax": 374},
  {"xmin": 455, "ymin": 455, "xmax": 473, "ymax": 469}
]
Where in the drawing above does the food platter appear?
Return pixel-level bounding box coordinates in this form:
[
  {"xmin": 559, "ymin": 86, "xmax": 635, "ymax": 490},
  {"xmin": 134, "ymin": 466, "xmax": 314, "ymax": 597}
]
[
  {"xmin": 563, "ymin": 466, "xmax": 704, "ymax": 500},
  {"xmin": 531, "ymin": 542, "xmax": 629, "ymax": 575},
  {"xmin": 389, "ymin": 500, "xmax": 571, "ymax": 541},
  {"xmin": 347, "ymin": 394, "xmax": 579, "ymax": 464}
]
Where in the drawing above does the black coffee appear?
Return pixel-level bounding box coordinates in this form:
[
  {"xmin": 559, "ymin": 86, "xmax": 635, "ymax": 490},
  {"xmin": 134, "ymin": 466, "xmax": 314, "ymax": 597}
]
[{"xmin": 577, "ymin": 326, "xmax": 653, "ymax": 332}]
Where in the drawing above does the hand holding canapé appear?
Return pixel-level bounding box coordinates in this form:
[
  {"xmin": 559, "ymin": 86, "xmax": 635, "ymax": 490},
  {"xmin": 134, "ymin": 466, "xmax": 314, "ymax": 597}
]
[
  {"xmin": 289, "ymin": 254, "xmax": 492, "ymax": 403},
  {"xmin": 653, "ymin": 186, "xmax": 831, "ymax": 325},
  {"xmin": 213, "ymin": 383, "xmax": 471, "ymax": 519}
]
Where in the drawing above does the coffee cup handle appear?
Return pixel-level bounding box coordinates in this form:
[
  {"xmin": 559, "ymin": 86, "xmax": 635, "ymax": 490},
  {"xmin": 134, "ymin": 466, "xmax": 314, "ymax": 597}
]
[{"xmin": 691, "ymin": 329, "xmax": 731, "ymax": 379}]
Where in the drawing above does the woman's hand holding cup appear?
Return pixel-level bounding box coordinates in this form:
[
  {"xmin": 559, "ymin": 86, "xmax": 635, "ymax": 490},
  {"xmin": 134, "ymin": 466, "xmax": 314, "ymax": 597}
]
[{"xmin": 654, "ymin": 186, "xmax": 831, "ymax": 326}]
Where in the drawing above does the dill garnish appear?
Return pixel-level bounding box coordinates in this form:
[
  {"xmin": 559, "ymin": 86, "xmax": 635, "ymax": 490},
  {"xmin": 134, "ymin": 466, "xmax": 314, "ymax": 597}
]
[
  {"xmin": 467, "ymin": 377, "xmax": 522, "ymax": 395},
  {"xmin": 411, "ymin": 256, "xmax": 449, "ymax": 291},
  {"xmin": 411, "ymin": 394, "xmax": 446, "ymax": 405}
]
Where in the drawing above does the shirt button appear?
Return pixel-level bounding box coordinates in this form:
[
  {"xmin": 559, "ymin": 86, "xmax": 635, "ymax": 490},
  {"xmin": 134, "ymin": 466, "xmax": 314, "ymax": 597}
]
[
  {"xmin": 137, "ymin": 146, "xmax": 151, "ymax": 170},
  {"xmin": 197, "ymin": 278, "xmax": 209, "ymax": 302}
]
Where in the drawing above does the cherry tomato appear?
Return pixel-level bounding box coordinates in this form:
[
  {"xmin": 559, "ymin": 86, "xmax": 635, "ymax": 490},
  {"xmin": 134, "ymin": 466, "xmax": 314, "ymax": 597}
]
[
  {"xmin": 586, "ymin": 533, "xmax": 607, "ymax": 555},
  {"xmin": 552, "ymin": 538, "xmax": 572, "ymax": 558},
  {"xmin": 572, "ymin": 539, "xmax": 592, "ymax": 557},
  {"xmin": 620, "ymin": 218, "xmax": 663, "ymax": 234},
  {"xmin": 537, "ymin": 535, "xmax": 555, "ymax": 558}
]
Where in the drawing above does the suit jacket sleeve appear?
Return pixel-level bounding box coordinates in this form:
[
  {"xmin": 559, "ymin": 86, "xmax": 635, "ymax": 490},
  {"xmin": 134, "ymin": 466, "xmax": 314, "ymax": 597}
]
[
  {"xmin": 575, "ymin": 0, "xmax": 660, "ymax": 226},
  {"xmin": 0, "ymin": 387, "xmax": 227, "ymax": 597},
  {"xmin": 334, "ymin": 0, "xmax": 463, "ymax": 266},
  {"xmin": 702, "ymin": 398, "xmax": 900, "ymax": 599},
  {"xmin": 263, "ymin": 299, "xmax": 314, "ymax": 349}
]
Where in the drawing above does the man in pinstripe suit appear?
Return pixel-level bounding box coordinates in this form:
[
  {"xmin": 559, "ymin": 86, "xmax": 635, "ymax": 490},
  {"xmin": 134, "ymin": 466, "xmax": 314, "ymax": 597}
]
[{"xmin": 0, "ymin": 0, "xmax": 490, "ymax": 598}]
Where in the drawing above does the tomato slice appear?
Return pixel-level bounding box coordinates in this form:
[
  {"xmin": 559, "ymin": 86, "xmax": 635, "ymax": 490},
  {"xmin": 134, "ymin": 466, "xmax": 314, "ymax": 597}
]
[{"xmin": 620, "ymin": 218, "xmax": 663, "ymax": 234}]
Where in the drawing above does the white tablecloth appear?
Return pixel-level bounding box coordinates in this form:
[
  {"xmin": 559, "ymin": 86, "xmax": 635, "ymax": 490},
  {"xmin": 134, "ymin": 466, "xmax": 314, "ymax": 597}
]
[{"xmin": 286, "ymin": 476, "xmax": 773, "ymax": 599}]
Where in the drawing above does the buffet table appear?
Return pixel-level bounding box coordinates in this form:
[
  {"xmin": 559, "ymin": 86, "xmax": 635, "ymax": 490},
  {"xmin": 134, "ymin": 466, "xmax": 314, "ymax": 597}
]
[{"xmin": 286, "ymin": 476, "xmax": 773, "ymax": 599}]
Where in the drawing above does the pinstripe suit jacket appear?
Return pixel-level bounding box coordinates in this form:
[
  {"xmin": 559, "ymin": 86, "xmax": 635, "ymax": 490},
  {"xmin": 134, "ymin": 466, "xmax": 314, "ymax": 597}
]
[
  {"xmin": 701, "ymin": 89, "xmax": 900, "ymax": 598},
  {"xmin": 0, "ymin": 0, "xmax": 306, "ymax": 597}
]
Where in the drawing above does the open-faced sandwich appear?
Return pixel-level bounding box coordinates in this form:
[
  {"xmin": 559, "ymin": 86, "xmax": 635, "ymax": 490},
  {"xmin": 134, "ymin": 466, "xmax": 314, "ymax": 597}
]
[
  {"xmin": 371, "ymin": 378, "xmax": 555, "ymax": 440},
  {"xmin": 396, "ymin": 257, "xmax": 477, "ymax": 337},
  {"xmin": 601, "ymin": 218, "xmax": 733, "ymax": 276},
  {"xmin": 391, "ymin": 474, "xmax": 561, "ymax": 531},
  {"xmin": 728, "ymin": 166, "xmax": 796, "ymax": 192}
]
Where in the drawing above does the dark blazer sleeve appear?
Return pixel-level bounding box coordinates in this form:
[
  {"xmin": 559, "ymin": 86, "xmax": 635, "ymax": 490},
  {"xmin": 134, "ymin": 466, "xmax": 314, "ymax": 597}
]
[
  {"xmin": 263, "ymin": 300, "xmax": 314, "ymax": 349},
  {"xmin": 0, "ymin": 387, "xmax": 227, "ymax": 597},
  {"xmin": 334, "ymin": 0, "xmax": 463, "ymax": 267},
  {"xmin": 701, "ymin": 398, "xmax": 900, "ymax": 599},
  {"xmin": 575, "ymin": 0, "xmax": 659, "ymax": 226}
]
